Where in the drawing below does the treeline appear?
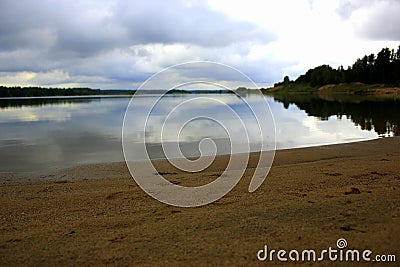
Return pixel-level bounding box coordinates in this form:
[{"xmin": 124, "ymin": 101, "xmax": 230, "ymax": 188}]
[
  {"xmin": 0, "ymin": 86, "xmax": 134, "ymax": 97},
  {"xmin": 275, "ymin": 46, "xmax": 400, "ymax": 87},
  {"xmin": 0, "ymin": 86, "xmax": 100, "ymax": 97}
]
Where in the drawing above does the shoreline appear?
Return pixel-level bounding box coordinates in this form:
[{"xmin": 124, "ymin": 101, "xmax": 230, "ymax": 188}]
[
  {"xmin": 263, "ymin": 82, "xmax": 400, "ymax": 97},
  {"xmin": 0, "ymin": 137, "xmax": 399, "ymax": 265},
  {"xmin": 0, "ymin": 137, "xmax": 383, "ymax": 184}
]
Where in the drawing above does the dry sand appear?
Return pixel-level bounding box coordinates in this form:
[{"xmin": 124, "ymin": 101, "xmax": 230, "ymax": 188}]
[{"xmin": 0, "ymin": 138, "xmax": 399, "ymax": 266}]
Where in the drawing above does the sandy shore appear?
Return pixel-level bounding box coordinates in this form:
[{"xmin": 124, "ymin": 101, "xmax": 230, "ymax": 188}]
[{"xmin": 1, "ymin": 138, "xmax": 399, "ymax": 266}]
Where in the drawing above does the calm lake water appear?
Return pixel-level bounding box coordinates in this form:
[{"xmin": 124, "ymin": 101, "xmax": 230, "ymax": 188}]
[{"xmin": 0, "ymin": 94, "xmax": 398, "ymax": 172}]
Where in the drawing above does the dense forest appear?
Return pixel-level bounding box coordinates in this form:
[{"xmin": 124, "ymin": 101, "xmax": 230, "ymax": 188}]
[
  {"xmin": 0, "ymin": 86, "xmax": 99, "ymax": 97},
  {"xmin": 275, "ymin": 46, "xmax": 400, "ymax": 87},
  {"xmin": 0, "ymin": 86, "xmax": 133, "ymax": 97}
]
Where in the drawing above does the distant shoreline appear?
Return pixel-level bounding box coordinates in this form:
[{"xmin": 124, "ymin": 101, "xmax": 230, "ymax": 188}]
[
  {"xmin": 0, "ymin": 94, "xmax": 132, "ymax": 100},
  {"xmin": 0, "ymin": 86, "xmax": 237, "ymax": 97},
  {"xmin": 2, "ymin": 83, "xmax": 400, "ymax": 98},
  {"xmin": 262, "ymin": 82, "xmax": 400, "ymax": 96},
  {"xmin": 0, "ymin": 86, "xmax": 134, "ymax": 97}
]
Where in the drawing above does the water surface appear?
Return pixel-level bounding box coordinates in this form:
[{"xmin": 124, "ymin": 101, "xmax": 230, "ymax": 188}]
[{"xmin": 0, "ymin": 94, "xmax": 398, "ymax": 172}]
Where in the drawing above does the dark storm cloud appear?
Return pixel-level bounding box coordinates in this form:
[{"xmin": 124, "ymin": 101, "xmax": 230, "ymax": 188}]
[
  {"xmin": 114, "ymin": 1, "xmax": 271, "ymax": 48},
  {"xmin": 0, "ymin": 0, "xmax": 272, "ymax": 57},
  {"xmin": 358, "ymin": 2, "xmax": 400, "ymax": 41},
  {"xmin": 0, "ymin": 0, "xmax": 124, "ymax": 56},
  {"xmin": 337, "ymin": 0, "xmax": 400, "ymax": 41},
  {"xmin": 0, "ymin": 0, "xmax": 275, "ymax": 87}
]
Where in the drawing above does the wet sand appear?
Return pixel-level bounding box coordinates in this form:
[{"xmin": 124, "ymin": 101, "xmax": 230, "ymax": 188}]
[{"xmin": 0, "ymin": 138, "xmax": 399, "ymax": 266}]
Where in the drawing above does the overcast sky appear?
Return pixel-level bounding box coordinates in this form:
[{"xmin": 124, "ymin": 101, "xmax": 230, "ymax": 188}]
[{"xmin": 0, "ymin": 0, "xmax": 399, "ymax": 89}]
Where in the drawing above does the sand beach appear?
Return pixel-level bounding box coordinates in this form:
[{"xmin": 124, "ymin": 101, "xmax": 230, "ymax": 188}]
[{"xmin": 0, "ymin": 138, "xmax": 399, "ymax": 266}]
